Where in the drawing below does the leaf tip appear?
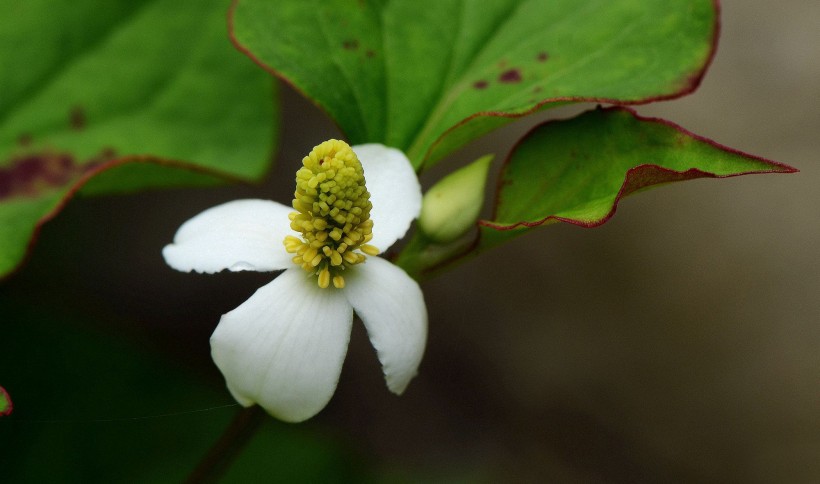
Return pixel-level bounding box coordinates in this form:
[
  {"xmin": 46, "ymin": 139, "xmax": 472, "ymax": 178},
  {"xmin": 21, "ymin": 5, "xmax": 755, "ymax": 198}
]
[{"xmin": 0, "ymin": 386, "xmax": 12, "ymax": 417}]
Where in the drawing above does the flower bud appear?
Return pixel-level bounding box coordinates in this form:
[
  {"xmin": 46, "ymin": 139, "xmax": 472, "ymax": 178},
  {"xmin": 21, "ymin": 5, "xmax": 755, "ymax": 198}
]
[{"xmin": 419, "ymin": 154, "xmax": 493, "ymax": 243}]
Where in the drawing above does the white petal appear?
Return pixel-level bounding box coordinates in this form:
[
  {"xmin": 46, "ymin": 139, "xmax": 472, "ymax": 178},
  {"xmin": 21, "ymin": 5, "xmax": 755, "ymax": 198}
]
[
  {"xmin": 211, "ymin": 269, "xmax": 353, "ymax": 422},
  {"xmin": 163, "ymin": 199, "xmax": 294, "ymax": 273},
  {"xmin": 353, "ymin": 144, "xmax": 422, "ymax": 251},
  {"xmin": 345, "ymin": 257, "xmax": 427, "ymax": 394}
]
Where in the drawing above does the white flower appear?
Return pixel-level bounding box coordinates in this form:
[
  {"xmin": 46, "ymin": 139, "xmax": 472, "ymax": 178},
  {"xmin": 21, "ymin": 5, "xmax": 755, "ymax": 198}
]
[{"xmin": 163, "ymin": 141, "xmax": 427, "ymax": 422}]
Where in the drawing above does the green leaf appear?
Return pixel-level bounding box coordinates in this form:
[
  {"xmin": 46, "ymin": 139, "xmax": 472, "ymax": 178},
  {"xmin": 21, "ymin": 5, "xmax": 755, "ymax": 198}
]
[
  {"xmin": 0, "ymin": 0, "xmax": 278, "ymax": 279},
  {"xmin": 477, "ymin": 107, "xmax": 797, "ymax": 251},
  {"xmin": 0, "ymin": 386, "xmax": 11, "ymax": 416},
  {"xmin": 231, "ymin": 0, "xmax": 716, "ymax": 168}
]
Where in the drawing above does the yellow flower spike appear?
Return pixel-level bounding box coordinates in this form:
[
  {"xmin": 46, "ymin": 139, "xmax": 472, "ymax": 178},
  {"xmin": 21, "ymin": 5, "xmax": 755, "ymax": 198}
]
[{"xmin": 283, "ymin": 139, "xmax": 380, "ymax": 289}]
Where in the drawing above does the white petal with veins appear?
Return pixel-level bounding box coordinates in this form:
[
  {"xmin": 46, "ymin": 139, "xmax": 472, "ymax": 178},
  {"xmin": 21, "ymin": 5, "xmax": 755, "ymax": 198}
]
[
  {"xmin": 211, "ymin": 268, "xmax": 354, "ymax": 422},
  {"xmin": 345, "ymin": 257, "xmax": 427, "ymax": 394},
  {"xmin": 354, "ymin": 144, "xmax": 422, "ymax": 251},
  {"xmin": 163, "ymin": 199, "xmax": 293, "ymax": 274}
]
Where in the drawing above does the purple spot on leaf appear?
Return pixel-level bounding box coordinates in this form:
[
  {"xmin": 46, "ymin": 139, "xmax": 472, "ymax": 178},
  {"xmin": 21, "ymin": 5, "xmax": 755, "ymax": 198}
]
[
  {"xmin": 473, "ymin": 80, "xmax": 489, "ymax": 90},
  {"xmin": 537, "ymin": 51, "xmax": 549, "ymax": 62},
  {"xmin": 499, "ymin": 69, "xmax": 522, "ymax": 83},
  {"xmin": 18, "ymin": 133, "xmax": 32, "ymax": 147},
  {"xmin": 0, "ymin": 148, "xmax": 116, "ymax": 200},
  {"xmin": 70, "ymin": 106, "xmax": 86, "ymax": 130},
  {"xmin": 98, "ymin": 147, "xmax": 117, "ymax": 160},
  {"xmin": 365, "ymin": 49, "xmax": 375, "ymax": 58},
  {"xmin": 342, "ymin": 39, "xmax": 359, "ymax": 50},
  {"xmin": 0, "ymin": 153, "xmax": 75, "ymax": 199}
]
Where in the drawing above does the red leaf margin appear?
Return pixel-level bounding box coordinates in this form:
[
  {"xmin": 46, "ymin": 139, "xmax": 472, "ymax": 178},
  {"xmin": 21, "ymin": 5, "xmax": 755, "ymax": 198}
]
[
  {"xmin": 479, "ymin": 106, "xmax": 798, "ymax": 232},
  {"xmin": 0, "ymin": 386, "xmax": 12, "ymax": 416},
  {"xmin": 228, "ymin": 0, "xmax": 723, "ymax": 169},
  {"xmin": 0, "ymin": 156, "xmax": 248, "ymax": 282}
]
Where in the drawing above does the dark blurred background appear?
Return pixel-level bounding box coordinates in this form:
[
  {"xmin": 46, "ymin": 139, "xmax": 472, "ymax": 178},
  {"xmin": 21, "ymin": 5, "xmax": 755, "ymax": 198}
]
[{"xmin": 2, "ymin": 0, "xmax": 818, "ymax": 481}]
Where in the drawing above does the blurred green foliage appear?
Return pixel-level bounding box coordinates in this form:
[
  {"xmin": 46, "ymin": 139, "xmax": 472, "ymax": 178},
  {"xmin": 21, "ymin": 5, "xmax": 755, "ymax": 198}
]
[{"xmin": 0, "ymin": 299, "xmax": 370, "ymax": 482}]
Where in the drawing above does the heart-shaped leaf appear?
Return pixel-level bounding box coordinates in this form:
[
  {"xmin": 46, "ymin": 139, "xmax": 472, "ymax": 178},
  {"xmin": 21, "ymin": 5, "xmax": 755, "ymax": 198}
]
[
  {"xmin": 0, "ymin": 0, "xmax": 278, "ymax": 278},
  {"xmin": 478, "ymin": 107, "xmax": 797, "ymax": 251},
  {"xmin": 231, "ymin": 0, "xmax": 717, "ymax": 168}
]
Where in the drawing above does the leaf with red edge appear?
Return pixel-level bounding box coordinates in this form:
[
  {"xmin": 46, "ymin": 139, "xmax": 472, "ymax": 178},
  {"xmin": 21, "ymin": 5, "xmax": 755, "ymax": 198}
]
[
  {"xmin": 0, "ymin": 386, "xmax": 12, "ymax": 416},
  {"xmin": 477, "ymin": 107, "xmax": 797, "ymax": 251},
  {"xmin": 230, "ymin": 0, "xmax": 718, "ymax": 169},
  {"xmin": 0, "ymin": 0, "xmax": 278, "ymax": 279}
]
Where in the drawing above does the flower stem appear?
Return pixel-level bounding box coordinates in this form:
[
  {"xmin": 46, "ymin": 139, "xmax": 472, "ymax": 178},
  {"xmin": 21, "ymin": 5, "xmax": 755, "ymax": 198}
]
[
  {"xmin": 185, "ymin": 406, "xmax": 265, "ymax": 483},
  {"xmin": 394, "ymin": 229, "xmax": 476, "ymax": 281}
]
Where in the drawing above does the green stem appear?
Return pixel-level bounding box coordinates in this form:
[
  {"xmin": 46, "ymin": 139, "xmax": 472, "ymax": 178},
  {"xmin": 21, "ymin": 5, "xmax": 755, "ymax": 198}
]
[
  {"xmin": 394, "ymin": 229, "xmax": 476, "ymax": 281},
  {"xmin": 185, "ymin": 406, "xmax": 265, "ymax": 484}
]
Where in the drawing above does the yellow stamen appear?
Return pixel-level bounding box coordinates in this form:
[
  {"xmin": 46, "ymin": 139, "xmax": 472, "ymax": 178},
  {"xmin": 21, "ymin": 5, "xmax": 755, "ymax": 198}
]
[
  {"xmin": 318, "ymin": 267, "xmax": 331, "ymax": 289},
  {"xmin": 360, "ymin": 244, "xmax": 380, "ymax": 256}
]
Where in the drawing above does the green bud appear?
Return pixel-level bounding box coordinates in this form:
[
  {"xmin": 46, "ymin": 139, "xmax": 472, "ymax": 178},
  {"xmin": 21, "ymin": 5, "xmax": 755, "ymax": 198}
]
[{"xmin": 419, "ymin": 154, "xmax": 493, "ymax": 243}]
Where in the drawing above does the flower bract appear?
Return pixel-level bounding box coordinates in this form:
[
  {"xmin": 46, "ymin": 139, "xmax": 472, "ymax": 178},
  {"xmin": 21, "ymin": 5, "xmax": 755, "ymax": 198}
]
[{"xmin": 163, "ymin": 141, "xmax": 427, "ymax": 422}]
